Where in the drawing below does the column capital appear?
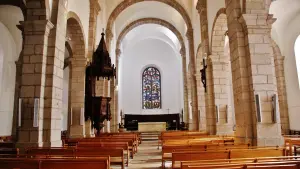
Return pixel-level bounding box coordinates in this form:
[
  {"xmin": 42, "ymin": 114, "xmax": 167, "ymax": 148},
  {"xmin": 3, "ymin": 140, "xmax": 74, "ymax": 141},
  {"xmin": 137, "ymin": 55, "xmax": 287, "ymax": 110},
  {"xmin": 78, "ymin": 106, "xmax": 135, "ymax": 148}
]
[
  {"xmin": 180, "ymin": 47, "xmax": 186, "ymax": 57},
  {"xmin": 105, "ymin": 29, "xmax": 113, "ymax": 41},
  {"xmin": 186, "ymin": 28, "xmax": 194, "ymax": 41},
  {"xmin": 90, "ymin": 0, "xmax": 101, "ymax": 14},
  {"xmin": 21, "ymin": 20, "xmax": 54, "ymax": 36},
  {"xmin": 69, "ymin": 58, "xmax": 88, "ymax": 66},
  {"xmin": 196, "ymin": 1, "xmax": 206, "ymax": 14},
  {"xmin": 115, "ymin": 48, "xmax": 121, "ymax": 58}
]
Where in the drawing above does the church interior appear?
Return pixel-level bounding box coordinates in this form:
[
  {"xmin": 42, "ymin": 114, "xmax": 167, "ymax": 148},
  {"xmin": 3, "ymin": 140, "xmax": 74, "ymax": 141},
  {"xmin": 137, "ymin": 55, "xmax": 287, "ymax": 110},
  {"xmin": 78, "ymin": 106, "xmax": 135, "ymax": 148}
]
[{"xmin": 0, "ymin": 0, "xmax": 300, "ymax": 168}]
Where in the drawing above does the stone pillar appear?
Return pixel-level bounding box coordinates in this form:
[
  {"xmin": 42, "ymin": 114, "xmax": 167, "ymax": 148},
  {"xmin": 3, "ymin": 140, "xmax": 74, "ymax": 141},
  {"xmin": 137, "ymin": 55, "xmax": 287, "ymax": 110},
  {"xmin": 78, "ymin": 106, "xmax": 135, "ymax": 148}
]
[
  {"xmin": 69, "ymin": 58, "xmax": 87, "ymax": 138},
  {"xmin": 205, "ymin": 58, "xmax": 216, "ymax": 134},
  {"xmin": 17, "ymin": 20, "xmax": 54, "ymax": 148},
  {"xmin": 180, "ymin": 48, "xmax": 189, "ymax": 124},
  {"xmin": 109, "ymin": 78, "xmax": 117, "ymax": 132},
  {"xmin": 87, "ymin": 0, "xmax": 101, "ymax": 58},
  {"xmin": 210, "ymin": 55, "xmax": 234, "ymax": 135},
  {"xmin": 244, "ymin": 11, "xmax": 282, "ymax": 146},
  {"xmin": 195, "ymin": 53, "xmax": 207, "ymax": 131},
  {"xmin": 225, "ymin": 0, "xmax": 282, "ymax": 146},
  {"xmin": 110, "ymin": 49, "xmax": 121, "ymax": 132},
  {"xmin": 43, "ymin": 0, "xmax": 68, "ymax": 147},
  {"xmin": 272, "ymin": 42, "xmax": 289, "ymax": 135},
  {"xmin": 85, "ymin": 119, "xmax": 95, "ymax": 138},
  {"xmin": 197, "ymin": 2, "xmax": 212, "ymax": 134},
  {"xmin": 69, "ymin": 107, "xmax": 85, "ymax": 138},
  {"xmin": 186, "ymin": 29, "xmax": 199, "ymax": 131}
]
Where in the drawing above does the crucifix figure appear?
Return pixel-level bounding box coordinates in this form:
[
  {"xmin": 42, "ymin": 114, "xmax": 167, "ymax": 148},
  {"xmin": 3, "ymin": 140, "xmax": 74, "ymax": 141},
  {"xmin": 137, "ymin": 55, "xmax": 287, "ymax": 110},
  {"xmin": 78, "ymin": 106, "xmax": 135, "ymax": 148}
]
[{"xmin": 167, "ymin": 108, "xmax": 170, "ymax": 114}]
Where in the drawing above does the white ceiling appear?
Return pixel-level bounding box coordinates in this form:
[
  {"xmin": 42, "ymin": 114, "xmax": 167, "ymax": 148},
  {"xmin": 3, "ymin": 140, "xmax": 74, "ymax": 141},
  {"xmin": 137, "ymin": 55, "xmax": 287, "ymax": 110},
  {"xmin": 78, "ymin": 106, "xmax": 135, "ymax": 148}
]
[{"xmin": 122, "ymin": 24, "xmax": 181, "ymax": 59}]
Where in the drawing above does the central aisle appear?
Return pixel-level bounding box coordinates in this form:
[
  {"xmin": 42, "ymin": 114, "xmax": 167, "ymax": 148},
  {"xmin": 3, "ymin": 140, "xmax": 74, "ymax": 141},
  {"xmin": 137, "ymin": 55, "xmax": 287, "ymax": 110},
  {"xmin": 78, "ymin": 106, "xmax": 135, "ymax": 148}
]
[
  {"xmin": 112, "ymin": 133, "xmax": 171, "ymax": 169},
  {"xmin": 127, "ymin": 140, "xmax": 162, "ymax": 169}
]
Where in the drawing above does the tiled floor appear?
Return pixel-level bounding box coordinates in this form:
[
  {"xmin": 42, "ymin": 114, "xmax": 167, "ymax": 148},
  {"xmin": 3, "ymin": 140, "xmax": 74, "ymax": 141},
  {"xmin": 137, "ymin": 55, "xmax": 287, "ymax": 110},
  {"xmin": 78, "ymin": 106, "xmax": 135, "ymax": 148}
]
[{"xmin": 112, "ymin": 140, "xmax": 171, "ymax": 169}]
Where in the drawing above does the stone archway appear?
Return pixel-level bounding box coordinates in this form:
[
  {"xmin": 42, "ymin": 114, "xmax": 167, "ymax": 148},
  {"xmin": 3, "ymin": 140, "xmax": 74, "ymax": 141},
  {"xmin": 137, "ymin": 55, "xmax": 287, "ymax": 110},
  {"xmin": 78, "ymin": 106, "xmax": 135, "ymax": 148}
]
[
  {"xmin": 0, "ymin": 0, "xmax": 27, "ymax": 19},
  {"xmin": 116, "ymin": 17, "xmax": 190, "ymax": 125},
  {"xmin": 66, "ymin": 12, "xmax": 87, "ymax": 138},
  {"xmin": 209, "ymin": 9, "xmax": 235, "ymax": 135},
  {"xmin": 108, "ymin": 0, "xmax": 198, "ymax": 130}
]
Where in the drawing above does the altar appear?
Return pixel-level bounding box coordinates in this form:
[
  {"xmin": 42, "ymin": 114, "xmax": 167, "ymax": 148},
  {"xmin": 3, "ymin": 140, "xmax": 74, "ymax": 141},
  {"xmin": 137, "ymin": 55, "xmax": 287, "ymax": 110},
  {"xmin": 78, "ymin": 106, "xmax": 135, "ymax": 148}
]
[
  {"xmin": 124, "ymin": 114, "xmax": 180, "ymax": 131},
  {"xmin": 138, "ymin": 122, "xmax": 166, "ymax": 132}
]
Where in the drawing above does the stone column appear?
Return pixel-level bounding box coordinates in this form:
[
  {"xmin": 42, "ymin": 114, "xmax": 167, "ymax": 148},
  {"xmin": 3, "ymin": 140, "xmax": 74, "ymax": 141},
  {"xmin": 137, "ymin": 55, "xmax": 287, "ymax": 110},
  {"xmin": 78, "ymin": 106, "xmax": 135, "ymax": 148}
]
[
  {"xmin": 87, "ymin": 0, "xmax": 101, "ymax": 58},
  {"xmin": 195, "ymin": 53, "xmax": 207, "ymax": 131},
  {"xmin": 85, "ymin": 119, "xmax": 94, "ymax": 138},
  {"xmin": 186, "ymin": 29, "xmax": 199, "ymax": 131},
  {"xmin": 197, "ymin": 3, "xmax": 212, "ymax": 133},
  {"xmin": 272, "ymin": 42, "xmax": 289, "ymax": 135},
  {"xmin": 243, "ymin": 9, "xmax": 282, "ymax": 146},
  {"xmin": 110, "ymin": 49, "xmax": 121, "ymax": 132},
  {"xmin": 225, "ymin": 0, "xmax": 282, "ymax": 146},
  {"xmin": 210, "ymin": 55, "xmax": 234, "ymax": 135},
  {"xmin": 180, "ymin": 48, "xmax": 189, "ymax": 124},
  {"xmin": 43, "ymin": 0, "xmax": 68, "ymax": 147},
  {"xmin": 69, "ymin": 107, "xmax": 85, "ymax": 138},
  {"xmin": 109, "ymin": 78, "xmax": 116, "ymax": 132},
  {"xmin": 17, "ymin": 20, "xmax": 54, "ymax": 148},
  {"xmin": 69, "ymin": 58, "xmax": 87, "ymax": 138},
  {"xmin": 205, "ymin": 58, "xmax": 216, "ymax": 134}
]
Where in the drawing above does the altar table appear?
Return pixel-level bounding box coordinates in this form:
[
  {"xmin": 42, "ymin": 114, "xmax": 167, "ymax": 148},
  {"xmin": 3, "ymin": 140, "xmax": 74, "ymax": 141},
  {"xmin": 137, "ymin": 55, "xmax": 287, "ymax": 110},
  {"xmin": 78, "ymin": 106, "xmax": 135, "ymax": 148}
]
[{"xmin": 138, "ymin": 122, "xmax": 167, "ymax": 132}]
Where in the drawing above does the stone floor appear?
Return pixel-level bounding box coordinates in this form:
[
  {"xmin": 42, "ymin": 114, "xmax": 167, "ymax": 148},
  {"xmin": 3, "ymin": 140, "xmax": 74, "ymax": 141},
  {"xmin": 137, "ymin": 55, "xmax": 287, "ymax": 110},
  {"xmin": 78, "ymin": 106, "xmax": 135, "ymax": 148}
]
[{"xmin": 112, "ymin": 140, "xmax": 171, "ymax": 169}]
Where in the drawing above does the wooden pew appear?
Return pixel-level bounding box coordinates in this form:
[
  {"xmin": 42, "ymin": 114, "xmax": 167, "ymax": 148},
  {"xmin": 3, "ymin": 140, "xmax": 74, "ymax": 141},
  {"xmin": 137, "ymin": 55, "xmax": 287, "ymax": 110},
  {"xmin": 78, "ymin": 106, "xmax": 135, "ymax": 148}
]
[
  {"xmin": 172, "ymin": 150, "xmax": 230, "ymax": 168},
  {"xmin": 0, "ymin": 158, "xmax": 40, "ymax": 169},
  {"xmin": 183, "ymin": 163, "xmax": 299, "ymax": 169},
  {"xmin": 77, "ymin": 141, "xmax": 130, "ymax": 165},
  {"xmin": 75, "ymin": 147, "xmax": 125, "ymax": 169},
  {"xmin": 26, "ymin": 147, "xmax": 74, "ymax": 158},
  {"xmin": 162, "ymin": 144, "xmax": 207, "ymax": 168},
  {"xmin": 285, "ymin": 137, "xmax": 300, "ymax": 156},
  {"xmin": 230, "ymin": 148, "xmax": 286, "ymax": 158},
  {"xmin": 41, "ymin": 158, "xmax": 110, "ymax": 169},
  {"xmin": 0, "ymin": 157, "xmax": 110, "ymax": 169},
  {"xmin": 181, "ymin": 156, "xmax": 300, "ymax": 169},
  {"xmin": 69, "ymin": 137, "xmax": 136, "ymax": 158},
  {"xmin": 172, "ymin": 148, "xmax": 286, "ymax": 169},
  {"xmin": 0, "ymin": 148, "xmax": 19, "ymax": 155}
]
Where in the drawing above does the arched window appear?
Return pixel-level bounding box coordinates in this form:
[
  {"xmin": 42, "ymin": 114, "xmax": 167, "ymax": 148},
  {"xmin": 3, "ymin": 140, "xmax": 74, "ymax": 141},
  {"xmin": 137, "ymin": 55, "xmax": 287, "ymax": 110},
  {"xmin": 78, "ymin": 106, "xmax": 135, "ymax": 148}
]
[
  {"xmin": 142, "ymin": 67, "xmax": 161, "ymax": 109},
  {"xmin": 295, "ymin": 35, "xmax": 300, "ymax": 88}
]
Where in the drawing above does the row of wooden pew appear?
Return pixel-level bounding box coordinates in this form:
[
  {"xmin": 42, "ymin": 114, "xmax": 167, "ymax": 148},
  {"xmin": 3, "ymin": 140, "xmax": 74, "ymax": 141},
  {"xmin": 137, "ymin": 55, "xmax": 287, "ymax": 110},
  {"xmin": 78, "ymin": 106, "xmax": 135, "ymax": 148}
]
[
  {"xmin": 159, "ymin": 131, "xmax": 300, "ymax": 169},
  {"xmin": 0, "ymin": 132, "xmax": 141, "ymax": 169}
]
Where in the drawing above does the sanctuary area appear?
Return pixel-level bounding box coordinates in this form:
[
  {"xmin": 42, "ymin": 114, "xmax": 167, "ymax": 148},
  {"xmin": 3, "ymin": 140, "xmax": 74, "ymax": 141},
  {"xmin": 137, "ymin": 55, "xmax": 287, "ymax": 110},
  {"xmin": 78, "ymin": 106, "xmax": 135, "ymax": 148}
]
[{"xmin": 0, "ymin": 0, "xmax": 299, "ymax": 168}]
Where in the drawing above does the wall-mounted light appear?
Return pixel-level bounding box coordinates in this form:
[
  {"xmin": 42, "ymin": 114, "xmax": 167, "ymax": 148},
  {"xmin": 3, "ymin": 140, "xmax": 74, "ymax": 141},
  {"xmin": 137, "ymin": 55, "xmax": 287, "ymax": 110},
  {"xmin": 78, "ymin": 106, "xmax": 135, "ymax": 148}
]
[
  {"xmin": 272, "ymin": 94, "xmax": 278, "ymax": 123},
  {"xmin": 255, "ymin": 94, "xmax": 262, "ymax": 123},
  {"xmin": 200, "ymin": 53, "xmax": 208, "ymax": 92},
  {"xmin": 216, "ymin": 105, "xmax": 219, "ymax": 123}
]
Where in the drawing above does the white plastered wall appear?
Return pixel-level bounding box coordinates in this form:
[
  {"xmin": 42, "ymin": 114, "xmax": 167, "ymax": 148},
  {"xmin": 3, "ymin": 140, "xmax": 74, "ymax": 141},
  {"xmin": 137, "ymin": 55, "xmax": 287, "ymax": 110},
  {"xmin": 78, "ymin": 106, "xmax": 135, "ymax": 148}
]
[
  {"xmin": 67, "ymin": 0, "xmax": 90, "ymax": 50},
  {"xmin": 120, "ymin": 38, "xmax": 183, "ymax": 115},
  {"xmin": 0, "ymin": 22, "xmax": 18, "ymax": 136},
  {"xmin": 270, "ymin": 0, "xmax": 300, "ymax": 130},
  {"xmin": 0, "ymin": 5, "xmax": 23, "ymax": 136}
]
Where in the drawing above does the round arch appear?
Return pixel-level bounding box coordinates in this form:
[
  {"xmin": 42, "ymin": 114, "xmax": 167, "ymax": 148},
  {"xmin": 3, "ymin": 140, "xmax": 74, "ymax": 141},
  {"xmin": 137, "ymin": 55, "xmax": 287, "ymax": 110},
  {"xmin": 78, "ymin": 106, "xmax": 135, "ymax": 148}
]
[
  {"xmin": 117, "ymin": 18, "xmax": 189, "ymax": 128},
  {"xmin": 106, "ymin": 0, "xmax": 193, "ymax": 38},
  {"xmin": 210, "ymin": 8, "xmax": 227, "ymax": 54},
  {"xmin": 116, "ymin": 18, "xmax": 186, "ymax": 58},
  {"xmin": 67, "ymin": 11, "xmax": 87, "ymax": 58},
  {"xmin": 0, "ymin": 0, "xmax": 26, "ymax": 19}
]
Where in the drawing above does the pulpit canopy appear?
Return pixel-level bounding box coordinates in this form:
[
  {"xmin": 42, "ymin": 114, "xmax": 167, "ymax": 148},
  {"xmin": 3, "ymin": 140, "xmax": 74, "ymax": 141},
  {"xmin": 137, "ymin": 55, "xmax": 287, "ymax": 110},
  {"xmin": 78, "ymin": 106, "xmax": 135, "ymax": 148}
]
[{"xmin": 91, "ymin": 31, "xmax": 116, "ymax": 80}]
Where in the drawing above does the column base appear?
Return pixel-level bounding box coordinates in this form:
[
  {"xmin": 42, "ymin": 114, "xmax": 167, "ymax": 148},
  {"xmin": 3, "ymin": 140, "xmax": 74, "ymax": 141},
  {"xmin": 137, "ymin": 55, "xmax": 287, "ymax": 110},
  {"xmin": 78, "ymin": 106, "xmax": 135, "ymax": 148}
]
[
  {"xmin": 69, "ymin": 125, "xmax": 85, "ymax": 138},
  {"xmin": 188, "ymin": 122, "xmax": 198, "ymax": 131}
]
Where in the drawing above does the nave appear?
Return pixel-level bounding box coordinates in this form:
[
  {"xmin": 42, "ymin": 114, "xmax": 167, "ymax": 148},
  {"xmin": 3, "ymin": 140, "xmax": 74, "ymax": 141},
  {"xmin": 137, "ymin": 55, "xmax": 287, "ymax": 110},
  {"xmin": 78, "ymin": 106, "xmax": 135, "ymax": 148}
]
[{"xmin": 1, "ymin": 131, "xmax": 300, "ymax": 169}]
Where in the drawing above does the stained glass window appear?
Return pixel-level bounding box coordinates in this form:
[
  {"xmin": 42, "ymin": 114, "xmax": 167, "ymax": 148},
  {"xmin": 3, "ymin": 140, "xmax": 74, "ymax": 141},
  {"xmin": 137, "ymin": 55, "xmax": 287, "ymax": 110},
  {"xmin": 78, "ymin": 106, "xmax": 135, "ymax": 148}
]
[{"xmin": 142, "ymin": 67, "xmax": 161, "ymax": 109}]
